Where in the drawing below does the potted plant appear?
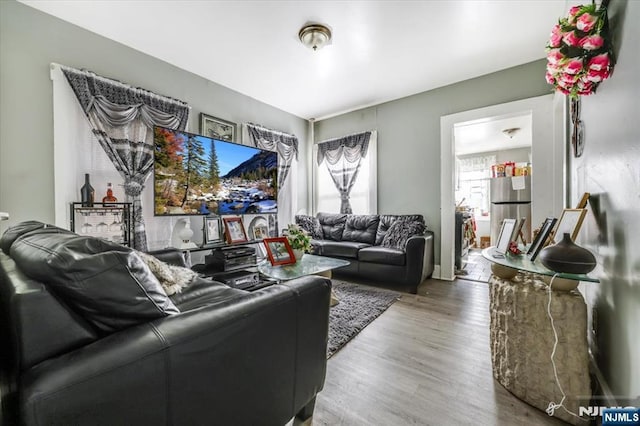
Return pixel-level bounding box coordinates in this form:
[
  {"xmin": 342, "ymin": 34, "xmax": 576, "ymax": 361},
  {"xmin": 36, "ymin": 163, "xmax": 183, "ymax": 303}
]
[{"xmin": 285, "ymin": 224, "xmax": 311, "ymax": 261}]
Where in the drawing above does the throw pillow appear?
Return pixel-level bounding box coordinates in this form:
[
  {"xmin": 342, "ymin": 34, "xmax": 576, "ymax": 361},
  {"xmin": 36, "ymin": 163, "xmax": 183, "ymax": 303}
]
[
  {"xmin": 381, "ymin": 219, "xmax": 426, "ymax": 250},
  {"xmin": 135, "ymin": 250, "xmax": 198, "ymax": 296},
  {"xmin": 295, "ymin": 214, "xmax": 324, "ymax": 239},
  {"xmin": 9, "ymin": 229, "xmax": 179, "ymax": 334}
]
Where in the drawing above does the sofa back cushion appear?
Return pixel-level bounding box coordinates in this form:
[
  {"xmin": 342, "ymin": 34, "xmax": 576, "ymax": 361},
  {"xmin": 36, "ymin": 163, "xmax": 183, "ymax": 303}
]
[
  {"xmin": 295, "ymin": 215, "xmax": 324, "ymax": 239},
  {"xmin": 342, "ymin": 215, "xmax": 379, "ymax": 245},
  {"xmin": 381, "ymin": 219, "xmax": 426, "ymax": 250},
  {"xmin": 316, "ymin": 213, "xmax": 348, "ymax": 241},
  {"xmin": 375, "ymin": 214, "xmax": 424, "ymax": 245},
  {"xmin": 9, "ymin": 227, "xmax": 179, "ymax": 334}
]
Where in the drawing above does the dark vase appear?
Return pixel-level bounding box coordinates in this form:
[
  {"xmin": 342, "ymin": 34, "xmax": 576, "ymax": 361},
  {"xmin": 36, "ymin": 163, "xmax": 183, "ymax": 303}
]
[
  {"xmin": 80, "ymin": 173, "xmax": 95, "ymax": 207},
  {"xmin": 539, "ymin": 233, "xmax": 596, "ymax": 274}
]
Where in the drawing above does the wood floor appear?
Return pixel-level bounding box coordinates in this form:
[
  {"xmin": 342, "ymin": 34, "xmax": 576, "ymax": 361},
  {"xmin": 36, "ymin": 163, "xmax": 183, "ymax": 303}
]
[{"xmin": 312, "ymin": 278, "xmax": 567, "ymax": 426}]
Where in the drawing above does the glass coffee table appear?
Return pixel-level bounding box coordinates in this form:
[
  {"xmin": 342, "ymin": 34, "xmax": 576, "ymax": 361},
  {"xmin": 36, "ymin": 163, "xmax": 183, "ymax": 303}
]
[{"xmin": 258, "ymin": 254, "xmax": 349, "ymax": 305}]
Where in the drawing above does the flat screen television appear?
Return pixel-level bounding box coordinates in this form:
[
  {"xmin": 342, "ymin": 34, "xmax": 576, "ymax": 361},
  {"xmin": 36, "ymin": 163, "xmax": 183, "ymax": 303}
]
[{"xmin": 153, "ymin": 126, "xmax": 278, "ymax": 216}]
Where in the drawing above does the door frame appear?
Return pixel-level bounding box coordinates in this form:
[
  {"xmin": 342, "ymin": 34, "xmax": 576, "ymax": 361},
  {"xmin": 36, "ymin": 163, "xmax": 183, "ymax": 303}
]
[{"xmin": 439, "ymin": 94, "xmax": 565, "ymax": 281}]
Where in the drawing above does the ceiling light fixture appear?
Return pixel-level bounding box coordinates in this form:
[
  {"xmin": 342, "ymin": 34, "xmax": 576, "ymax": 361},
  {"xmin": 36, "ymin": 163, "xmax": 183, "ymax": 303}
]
[
  {"xmin": 298, "ymin": 24, "xmax": 332, "ymax": 51},
  {"xmin": 502, "ymin": 127, "xmax": 521, "ymax": 139}
]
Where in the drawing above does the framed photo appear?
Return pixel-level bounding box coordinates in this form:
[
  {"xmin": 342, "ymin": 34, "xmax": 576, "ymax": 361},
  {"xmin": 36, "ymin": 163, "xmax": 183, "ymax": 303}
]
[
  {"xmin": 223, "ymin": 216, "xmax": 248, "ymax": 244},
  {"xmin": 203, "ymin": 216, "xmax": 221, "ymax": 245},
  {"xmin": 492, "ymin": 218, "xmax": 516, "ymax": 258},
  {"xmin": 527, "ymin": 217, "xmax": 557, "ymax": 261},
  {"xmin": 553, "ymin": 208, "xmax": 587, "ymax": 243},
  {"xmin": 263, "ymin": 237, "xmax": 296, "ymax": 266},
  {"xmin": 200, "ymin": 113, "xmax": 236, "ymax": 142},
  {"xmin": 243, "ymin": 214, "xmax": 269, "ymax": 240},
  {"xmin": 510, "ymin": 217, "xmax": 526, "ymax": 245},
  {"xmin": 268, "ymin": 214, "xmax": 278, "ymax": 237}
]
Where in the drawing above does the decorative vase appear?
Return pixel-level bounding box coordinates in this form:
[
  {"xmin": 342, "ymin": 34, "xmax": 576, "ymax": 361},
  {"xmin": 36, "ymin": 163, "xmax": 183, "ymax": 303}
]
[
  {"xmin": 292, "ymin": 249, "xmax": 304, "ymax": 261},
  {"xmin": 80, "ymin": 173, "xmax": 95, "ymax": 207},
  {"xmin": 491, "ymin": 263, "xmax": 518, "ymax": 280},
  {"xmin": 539, "ymin": 233, "xmax": 596, "ymax": 274}
]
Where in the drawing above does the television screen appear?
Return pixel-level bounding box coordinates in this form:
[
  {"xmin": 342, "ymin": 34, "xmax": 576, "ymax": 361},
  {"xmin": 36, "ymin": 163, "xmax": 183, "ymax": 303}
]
[{"xmin": 153, "ymin": 126, "xmax": 278, "ymax": 216}]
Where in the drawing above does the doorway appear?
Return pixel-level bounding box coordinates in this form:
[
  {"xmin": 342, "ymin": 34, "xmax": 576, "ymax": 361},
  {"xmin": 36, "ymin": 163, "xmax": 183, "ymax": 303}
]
[{"xmin": 439, "ymin": 94, "xmax": 565, "ymax": 281}]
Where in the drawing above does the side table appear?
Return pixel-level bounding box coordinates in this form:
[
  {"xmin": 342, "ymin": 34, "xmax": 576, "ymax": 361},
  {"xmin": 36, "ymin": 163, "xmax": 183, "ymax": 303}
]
[{"xmin": 488, "ymin": 274, "xmax": 591, "ymax": 425}]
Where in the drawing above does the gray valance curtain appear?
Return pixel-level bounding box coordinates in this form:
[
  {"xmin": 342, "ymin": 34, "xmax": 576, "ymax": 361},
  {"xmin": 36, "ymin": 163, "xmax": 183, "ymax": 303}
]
[
  {"xmin": 317, "ymin": 131, "xmax": 371, "ymax": 214},
  {"xmin": 62, "ymin": 66, "xmax": 190, "ymax": 250},
  {"xmin": 245, "ymin": 123, "xmax": 298, "ymax": 189}
]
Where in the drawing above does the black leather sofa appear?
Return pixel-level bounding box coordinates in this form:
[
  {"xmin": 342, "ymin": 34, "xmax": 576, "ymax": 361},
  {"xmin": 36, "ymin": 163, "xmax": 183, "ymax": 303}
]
[
  {"xmin": 0, "ymin": 221, "xmax": 331, "ymax": 426},
  {"xmin": 296, "ymin": 213, "xmax": 434, "ymax": 293}
]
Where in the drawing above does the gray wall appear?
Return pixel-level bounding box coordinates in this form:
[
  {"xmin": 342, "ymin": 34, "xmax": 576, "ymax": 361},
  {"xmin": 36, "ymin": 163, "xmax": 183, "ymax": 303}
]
[
  {"xmin": 0, "ymin": 1, "xmax": 308, "ymax": 234},
  {"xmin": 315, "ymin": 60, "xmax": 551, "ymax": 263},
  {"xmin": 571, "ymin": 0, "xmax": 639, "ymax": 402}
]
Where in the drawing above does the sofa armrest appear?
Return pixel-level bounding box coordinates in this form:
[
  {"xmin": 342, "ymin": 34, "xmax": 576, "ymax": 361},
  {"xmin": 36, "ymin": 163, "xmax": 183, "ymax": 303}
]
[
  {"xmin": 146, "ymin": 247, "xmax": 188, "ymax": 268},
  {"xmin": 405, "ymin": 231, "xmax": 435, "ymax": 286},
  {"xmin": 20, "ymin": 276, "xmax": 331, "ymax": 426}
]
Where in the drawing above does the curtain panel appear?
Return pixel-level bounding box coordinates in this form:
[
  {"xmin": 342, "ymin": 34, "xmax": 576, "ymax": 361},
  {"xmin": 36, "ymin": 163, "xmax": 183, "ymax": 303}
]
[
  {"xmin": 317, "ymin": 131, "xmax": 372, "ymax": 214},
  {"xmin": 62, "ymin": 66, "xmax": 190, "ymax": 250},
  {"xmin": 245, "ymin": 123, "xmax": 298, "ymax": 189}
]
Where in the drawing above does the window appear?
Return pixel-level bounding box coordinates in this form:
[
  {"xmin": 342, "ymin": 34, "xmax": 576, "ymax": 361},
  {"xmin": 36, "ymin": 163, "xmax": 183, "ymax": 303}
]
[
  {"xmin": 455, "ymin": 154, "xmax": 495, "ymax": 216},
  {"xmin": 313, "ymin": 132, "xmax": 377, "ymax": 214}
]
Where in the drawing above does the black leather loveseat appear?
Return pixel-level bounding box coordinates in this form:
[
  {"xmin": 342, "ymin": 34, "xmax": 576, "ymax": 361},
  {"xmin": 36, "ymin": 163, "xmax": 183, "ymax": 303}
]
[
  {"xmin": 0, "ymin": 221, "xmax": 331, "ymax": 426},
  {"xmin": 296, "ymin": 213, "xmax": 434, "ymax": 293}
]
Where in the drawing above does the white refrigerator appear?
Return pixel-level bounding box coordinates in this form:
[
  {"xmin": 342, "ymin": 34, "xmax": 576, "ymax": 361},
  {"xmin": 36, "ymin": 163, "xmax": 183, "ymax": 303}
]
[{"xmin": 490, "ymin": 176, "xmax": 531, "ymax": 245}]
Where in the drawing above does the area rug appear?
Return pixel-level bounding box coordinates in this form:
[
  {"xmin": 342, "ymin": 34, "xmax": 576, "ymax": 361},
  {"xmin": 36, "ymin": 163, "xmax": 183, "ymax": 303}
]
[{"xmin": 327, "ymin": 280, "xmax": 400, "ymax": 358}]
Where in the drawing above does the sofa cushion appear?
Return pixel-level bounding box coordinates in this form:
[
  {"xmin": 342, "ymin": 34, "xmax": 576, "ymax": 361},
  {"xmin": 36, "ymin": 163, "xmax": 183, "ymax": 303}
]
[
  {"xmin": 312, "ymin": 240, "xmax": 369, "ymax": 259},
  {"xmin": 170, "ymin": 277, "xmax": 248, "ymax": 312},
  {"xmin": 295, "ymin": 215, "xmax": 323, "ymax": 239},
  {"xmin": 342, "ymin": 215, "xmax": 379, "ymax": 245},
  {"xmin": 381, "ymin": 219, "xmax": 426, "ymax": 250},
  {"xmin": 375, "ymin": 215, "xmax": 424, "ymax": 245},
  {"xmin": 136, "ymin": 250, "xmax": 198, "ymax": 296},
  {"xmin": 10, "ymin": 229, "xmax": 179, "ymax": 334},
  {"xmin": 0, "ymin": 221, "xmax": 71, "ymax": 255},
  {"xmin": 358, "ymin": 246, "xmax": 406, "ymax": 266},
  {"xmin": 317, "ymin": 213, "xmax": 348, "ymax": 241}
]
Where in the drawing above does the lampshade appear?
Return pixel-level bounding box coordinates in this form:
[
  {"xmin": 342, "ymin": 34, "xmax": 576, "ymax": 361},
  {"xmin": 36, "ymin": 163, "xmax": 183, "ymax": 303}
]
[{"xmin": 298, "ymin": 24, "xmax": 332, "ymax": 51}]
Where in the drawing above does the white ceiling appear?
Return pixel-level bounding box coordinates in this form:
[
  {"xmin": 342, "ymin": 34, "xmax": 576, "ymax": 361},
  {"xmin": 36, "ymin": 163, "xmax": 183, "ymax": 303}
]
[
  {"xmin": 19, "ymin": 0, "xmax": 572, "ymax": 120},
  {"xmin": 454, "ymin": 113, "xmax": 532, "ymax": 156}
]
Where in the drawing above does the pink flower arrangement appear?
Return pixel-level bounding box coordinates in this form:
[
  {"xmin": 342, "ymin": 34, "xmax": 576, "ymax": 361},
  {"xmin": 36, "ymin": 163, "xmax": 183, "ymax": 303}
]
[{"xmin": 545, "ymin": 4, "xmax": 615, "ymax": 98}]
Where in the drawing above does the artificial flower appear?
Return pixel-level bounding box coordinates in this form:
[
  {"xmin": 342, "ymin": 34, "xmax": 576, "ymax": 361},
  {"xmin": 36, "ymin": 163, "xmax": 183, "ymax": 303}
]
[
  {"xmin": 545, "ymin": 4, "xmax": 614, "ymax": 98},
  {"xmin": 579, "ymin": 34, "xmax": 604, "ymax": 50},
  {"xmin": 588, "ymin": 53, "xmax": 610, "ymax": 71},
  {"xmin": 576, "ymin": 12, "xmax": 598, "ymax": 32},
  {"xmin": 562, "ymin": 30, "xmax": 582, "ymax": 47},
  {"xmin": 564, "ymin": 59, "xmax": 584, "ymax": 75}
]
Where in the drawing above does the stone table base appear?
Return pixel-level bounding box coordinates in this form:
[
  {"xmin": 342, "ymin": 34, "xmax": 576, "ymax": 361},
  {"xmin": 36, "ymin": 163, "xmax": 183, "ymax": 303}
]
[{"xmin": 489, "ymin": 273, "xmax": 591, "ymax": 425}]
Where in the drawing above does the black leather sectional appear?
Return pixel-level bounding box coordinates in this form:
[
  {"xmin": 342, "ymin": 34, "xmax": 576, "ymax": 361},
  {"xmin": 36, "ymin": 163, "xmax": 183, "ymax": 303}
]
[
  {"xmin": 0, "ymin": 221, "xmax": 330, "ymax": 425},
  {"xmin": 297, "ymin": 213, "xmax": 434, "ymax": 293}
]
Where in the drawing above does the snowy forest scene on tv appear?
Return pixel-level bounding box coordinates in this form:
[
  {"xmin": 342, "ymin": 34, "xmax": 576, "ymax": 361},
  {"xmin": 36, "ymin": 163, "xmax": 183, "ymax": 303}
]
[{"xmin": 153, "ymin": 127, "xmax": 278, "ymax": 216}]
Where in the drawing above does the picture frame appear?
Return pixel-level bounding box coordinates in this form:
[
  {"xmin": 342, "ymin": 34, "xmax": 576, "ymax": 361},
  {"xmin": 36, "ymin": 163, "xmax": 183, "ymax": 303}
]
[
  {"xmin": 203, "ymin": 216, "xmax": 222, "ymax": 246},
  {"xmin": 222, "ymin": 216, "xmax": 248, "ymax": 244},
  {"xmin": 527, "ymin": 217, "xmax": 558, "ymax": 261},
  {"xmin": 263, "ymin": 237, "xmax": 296, "ymax": 266},
  {"xmin": 510, "ymin": 217, "xmax": 526, "ymax": 245},
  {"xmin": 242, "ymin": 214, "xmax": 269, "ymax": 240},
  {"xmin": 200, "ymin": 113, "xmax": 237, "ymax": 142},
  {"xmin": 492, "ymin": 218, "xmax": 517, "ymax": 258},
  {"xmin": 553, "ymin": 208, "xmax": 587, "ymax": 243}
]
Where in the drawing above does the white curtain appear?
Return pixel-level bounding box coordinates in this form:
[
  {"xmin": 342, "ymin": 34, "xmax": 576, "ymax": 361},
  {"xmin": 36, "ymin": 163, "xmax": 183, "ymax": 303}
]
[
  {"xmin": 317, "ymin": 131, "xmax": 371, "ymax": 214},
  {"xmin": 60, "ymin": 66, "xmax": 190, "ymax": 250}
]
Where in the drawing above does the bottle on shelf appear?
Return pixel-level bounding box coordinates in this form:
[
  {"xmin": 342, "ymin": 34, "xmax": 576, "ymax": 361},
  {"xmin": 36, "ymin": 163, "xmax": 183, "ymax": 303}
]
[
  {"xmin": 80, "ymin": 174, "xmax": 95, "ymax": 207},
  {"xmin": 102, "ymin": 182, "xmax": 118, "ymax": 205}
]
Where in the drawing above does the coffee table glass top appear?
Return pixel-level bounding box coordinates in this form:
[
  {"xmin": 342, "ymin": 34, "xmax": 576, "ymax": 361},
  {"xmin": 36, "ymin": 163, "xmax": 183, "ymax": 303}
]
[{"xmin": 258, "ymin": 254, "xmax": 350, "ymax": 281}]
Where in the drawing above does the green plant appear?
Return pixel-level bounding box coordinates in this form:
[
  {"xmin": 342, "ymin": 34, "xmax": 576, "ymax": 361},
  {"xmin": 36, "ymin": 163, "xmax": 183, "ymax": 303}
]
[{"xmin": 285, "ymin": 224, "xmax": 311, "ymax": 253}]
